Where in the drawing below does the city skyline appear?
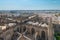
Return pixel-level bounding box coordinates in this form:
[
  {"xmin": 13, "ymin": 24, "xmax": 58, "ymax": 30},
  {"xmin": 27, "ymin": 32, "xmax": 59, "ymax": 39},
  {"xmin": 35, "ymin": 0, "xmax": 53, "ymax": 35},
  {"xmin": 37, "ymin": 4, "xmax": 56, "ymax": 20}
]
[{"xmin": 0, "ymin": 0, "xmax": 60, "ymax": 10}]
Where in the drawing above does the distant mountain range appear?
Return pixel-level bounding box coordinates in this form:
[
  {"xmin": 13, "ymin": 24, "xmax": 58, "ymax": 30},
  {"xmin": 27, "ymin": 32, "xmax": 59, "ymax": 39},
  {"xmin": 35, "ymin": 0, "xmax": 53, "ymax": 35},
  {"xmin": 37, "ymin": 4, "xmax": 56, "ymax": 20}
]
[{"xmin": 0, "ymin": 10, "xmax": 60, "ymax": 14}]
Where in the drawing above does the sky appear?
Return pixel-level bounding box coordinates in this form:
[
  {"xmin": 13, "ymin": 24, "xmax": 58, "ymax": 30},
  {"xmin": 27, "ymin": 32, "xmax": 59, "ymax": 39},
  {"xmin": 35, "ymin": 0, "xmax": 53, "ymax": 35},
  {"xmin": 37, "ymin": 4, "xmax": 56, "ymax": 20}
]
[{"xmin": 0, "ymin": 0, "xmax": 60, "ymax": 10}]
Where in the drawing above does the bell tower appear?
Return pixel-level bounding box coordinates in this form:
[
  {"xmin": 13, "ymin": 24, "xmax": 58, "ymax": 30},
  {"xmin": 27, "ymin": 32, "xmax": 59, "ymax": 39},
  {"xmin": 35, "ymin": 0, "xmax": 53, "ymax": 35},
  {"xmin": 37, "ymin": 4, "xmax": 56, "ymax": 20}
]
[{"xmin": 48, "ymin": 17, "xmax": 54, "ymax": 40}]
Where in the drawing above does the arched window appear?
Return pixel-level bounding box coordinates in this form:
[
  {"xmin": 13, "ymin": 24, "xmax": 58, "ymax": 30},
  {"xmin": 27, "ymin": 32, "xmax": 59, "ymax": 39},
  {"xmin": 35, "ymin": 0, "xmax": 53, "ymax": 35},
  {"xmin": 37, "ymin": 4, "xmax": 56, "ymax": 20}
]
[
  {"xmin": 31, "ymin": 28, "xmax": 35, "ymax": 35},
  {"xmin": 41, "ymin": 31, "xmax": 45, "ymax": 40},
  {"xmin": 17, "ymin": 27, "xmax": 22, "ymax": 33},
  {"xmin": 19, "ymin": 27, "xmax": 22, "ymax": 33},
  {"xmin": 36, "ymin": 35, "xmax": 41, "ymax": 40},
  {"xmin": 23, "ymin": 26, "xmax": 26, "ymax": 32},
  {"xmin": 17, "ymin": 26, "xmax": 26, "ymax": 33}
]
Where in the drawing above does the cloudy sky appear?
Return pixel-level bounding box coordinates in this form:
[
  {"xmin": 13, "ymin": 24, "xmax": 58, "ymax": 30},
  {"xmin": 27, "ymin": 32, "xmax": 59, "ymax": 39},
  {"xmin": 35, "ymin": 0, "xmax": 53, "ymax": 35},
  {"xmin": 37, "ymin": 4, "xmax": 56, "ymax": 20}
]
[{"xmin": 0, "ymin": 0, "xmax": 60, "ymax": 10}]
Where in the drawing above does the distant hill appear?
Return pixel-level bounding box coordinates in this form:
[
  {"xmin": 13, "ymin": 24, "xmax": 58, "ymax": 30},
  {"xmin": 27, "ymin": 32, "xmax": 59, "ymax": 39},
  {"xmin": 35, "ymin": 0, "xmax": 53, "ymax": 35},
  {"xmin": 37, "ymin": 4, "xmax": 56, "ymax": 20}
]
[{"xmin": 0, "ymin": 10, "xmax": 60, "ymax": 14}]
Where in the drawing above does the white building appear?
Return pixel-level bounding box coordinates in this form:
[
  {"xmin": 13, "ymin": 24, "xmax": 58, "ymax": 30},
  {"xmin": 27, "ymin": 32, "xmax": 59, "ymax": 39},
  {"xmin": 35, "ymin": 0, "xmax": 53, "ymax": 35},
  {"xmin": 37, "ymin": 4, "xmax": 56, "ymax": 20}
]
[
  {"xmin": 0, "ymin": 24, "xmax": 7, "ymax": 31},
  {"xmin": 8, "ymin": 23, "xmax": 16, "ymax": 27},
  {"xmin": 41, "ymin": 23, "xmax": 48, "ymax": 27}
]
